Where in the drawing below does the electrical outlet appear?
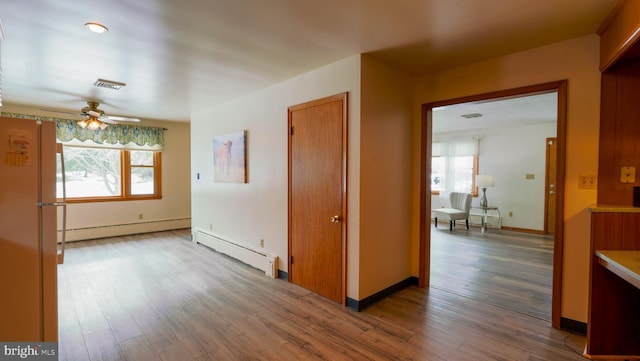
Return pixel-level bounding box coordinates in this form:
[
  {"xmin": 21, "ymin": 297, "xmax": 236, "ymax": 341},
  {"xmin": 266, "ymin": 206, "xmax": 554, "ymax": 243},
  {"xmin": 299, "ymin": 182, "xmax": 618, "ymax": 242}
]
[
  {"xmin": 260, "ymin": 239, "xmax": 264, "ymax": 248},
  {"xmin": 525, "ymin": 174, "xmax": 535, "ymax": 180},
  {"xmin": 508, "ymin": 211, "xmax": 513, "ymax": 217},
  {"xmin": 579, "ymin": 174, "xmax": 597, "ymax": 189},
  {"xmin": 621, "ymin": 166, "xmax": 636, "ymax": 183},
  {"xmin": 138, "ymin": 213, "xmax": 143, "ymax": 220}
]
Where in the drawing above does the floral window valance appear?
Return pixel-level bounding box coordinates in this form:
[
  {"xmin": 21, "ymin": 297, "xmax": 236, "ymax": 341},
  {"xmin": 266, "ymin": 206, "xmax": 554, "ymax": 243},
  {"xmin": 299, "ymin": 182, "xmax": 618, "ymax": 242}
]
[
  {"xmin": 1, "ymin": 113, "xmax": 164, "ymax": 148},
  {"xmin": 55, "ymin": 119, "xmax": 164, "ymax": 148}
]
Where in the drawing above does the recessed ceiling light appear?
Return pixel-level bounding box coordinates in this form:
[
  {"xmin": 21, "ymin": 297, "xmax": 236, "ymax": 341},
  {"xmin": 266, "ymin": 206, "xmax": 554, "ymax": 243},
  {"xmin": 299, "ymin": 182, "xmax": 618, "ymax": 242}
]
[{"xmin": 85, "ymin": 22, "xmax": 108, "ymax": 34}]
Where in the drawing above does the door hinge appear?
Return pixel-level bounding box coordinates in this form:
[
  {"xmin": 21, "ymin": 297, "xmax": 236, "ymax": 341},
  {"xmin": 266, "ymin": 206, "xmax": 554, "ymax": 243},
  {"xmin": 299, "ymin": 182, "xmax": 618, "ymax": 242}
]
[
  {"xmin": 290, "ymin": 126, "xmax": 294, "ymax": 135},
  {"xmin": 290, "ymin": 256, "xmax": 294, "ymax": 264}
]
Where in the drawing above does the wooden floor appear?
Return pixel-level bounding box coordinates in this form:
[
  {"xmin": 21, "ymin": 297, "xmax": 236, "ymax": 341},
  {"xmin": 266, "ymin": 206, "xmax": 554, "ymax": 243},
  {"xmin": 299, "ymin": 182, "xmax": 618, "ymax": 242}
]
[
  {"xmin": 58, "ymin": 229, "xmax": 587, "ymax": 360},
  {"xmin": 431, "ymin": 224, "xmax": 553, "ymax": 321}
]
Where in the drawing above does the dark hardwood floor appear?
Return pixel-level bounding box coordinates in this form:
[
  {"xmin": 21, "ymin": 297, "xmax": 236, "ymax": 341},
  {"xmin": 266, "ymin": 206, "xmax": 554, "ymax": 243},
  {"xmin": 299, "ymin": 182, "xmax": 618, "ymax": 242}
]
[
  {"xmin": 58, "ymin": 229, "xmax": 586, "ymax": 360},
  {"xmin": 431, "ymin": 224, "xmax": 553, "ymax": 321}
]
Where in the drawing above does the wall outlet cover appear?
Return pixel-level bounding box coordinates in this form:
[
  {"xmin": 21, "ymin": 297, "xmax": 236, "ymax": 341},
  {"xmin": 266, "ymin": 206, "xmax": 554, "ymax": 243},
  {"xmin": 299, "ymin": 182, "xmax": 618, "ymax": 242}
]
[{"xmin": 621, "ymin": 166, "xmax": 636, "ymax": 183}]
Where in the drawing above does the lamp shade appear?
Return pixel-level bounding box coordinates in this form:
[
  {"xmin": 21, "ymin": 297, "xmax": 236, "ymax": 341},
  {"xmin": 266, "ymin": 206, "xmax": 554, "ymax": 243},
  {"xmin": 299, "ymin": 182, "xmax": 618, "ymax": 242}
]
[{"xmin": 476, "ymin": 174, "xmax": 494, "ymax": 188}]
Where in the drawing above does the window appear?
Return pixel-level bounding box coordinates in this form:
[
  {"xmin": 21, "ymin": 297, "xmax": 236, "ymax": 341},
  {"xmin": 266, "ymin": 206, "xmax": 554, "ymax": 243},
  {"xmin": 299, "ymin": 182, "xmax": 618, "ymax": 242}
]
[
  {"xmin": 58, "ymin": 146, "xmax": 161, "ymax": 202},
  {"xmin": 431, "ymin": 138, "xmax": 479, "ymax": 196},
  {"xmin": 431, "ymin": 155, "xmax": 478, "ymax": 196},
  {"xmin": 128, "ymin": 150, "xmax": 158, "ymax": 196}
]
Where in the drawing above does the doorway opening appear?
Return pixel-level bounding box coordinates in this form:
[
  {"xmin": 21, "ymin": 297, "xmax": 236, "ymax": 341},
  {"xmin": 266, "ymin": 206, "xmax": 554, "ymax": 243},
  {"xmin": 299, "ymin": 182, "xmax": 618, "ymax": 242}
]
[{"xmin": 419, "ymin": 81, "xmax": 567, "ymax": 328}]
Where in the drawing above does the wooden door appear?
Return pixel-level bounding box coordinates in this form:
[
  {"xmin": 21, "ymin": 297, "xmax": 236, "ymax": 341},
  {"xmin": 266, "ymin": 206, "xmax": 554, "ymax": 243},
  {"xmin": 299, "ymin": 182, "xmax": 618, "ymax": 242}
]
[
  {"xmin": 288, "ymin": 93, "xmax": 347, "ymax": 304},
  {"xmin": 545, "ymin": 137, "xmax": 557, "ymax": 234}
]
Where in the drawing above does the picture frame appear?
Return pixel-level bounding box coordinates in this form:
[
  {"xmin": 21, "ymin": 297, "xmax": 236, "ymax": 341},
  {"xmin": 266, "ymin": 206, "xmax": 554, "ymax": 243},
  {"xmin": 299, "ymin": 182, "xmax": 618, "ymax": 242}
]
[{"xmin": 213, "ymin": 130, "xmax": 247, "ymax": 183}]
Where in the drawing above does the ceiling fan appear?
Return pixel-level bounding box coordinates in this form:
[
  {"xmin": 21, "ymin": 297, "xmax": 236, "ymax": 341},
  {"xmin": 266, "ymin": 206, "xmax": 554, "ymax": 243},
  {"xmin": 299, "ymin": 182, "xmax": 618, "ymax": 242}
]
[{"xmin": 47, "ymin": 101, "xmax": 141, "ymax": 130}]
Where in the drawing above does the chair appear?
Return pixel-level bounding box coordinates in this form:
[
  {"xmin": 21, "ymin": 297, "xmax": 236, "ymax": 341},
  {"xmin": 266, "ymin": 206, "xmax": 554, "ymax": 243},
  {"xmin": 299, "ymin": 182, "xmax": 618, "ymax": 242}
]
[{"xmin": 433, "ymin": 192, "xmax": 472, "ymax": 231}]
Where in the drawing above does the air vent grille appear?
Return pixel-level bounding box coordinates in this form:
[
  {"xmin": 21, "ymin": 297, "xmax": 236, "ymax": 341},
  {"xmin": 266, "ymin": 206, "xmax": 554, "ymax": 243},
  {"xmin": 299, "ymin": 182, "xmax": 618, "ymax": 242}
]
[{"xmin": 94, "ymin": 79, "xmax": 126, "ymax": 90}]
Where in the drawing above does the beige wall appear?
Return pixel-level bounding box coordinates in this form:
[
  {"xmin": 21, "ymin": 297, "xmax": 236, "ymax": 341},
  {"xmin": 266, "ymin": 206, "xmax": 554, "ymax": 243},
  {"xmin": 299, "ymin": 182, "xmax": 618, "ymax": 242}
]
[
  {"xmin": 190, "ymin": 55, "xmax": 365, "ymax": 298},
  {"xmin": 191, "ymin": 54, "xmax": 419, "ymax": 301},
  {"xmin": 412, "ymin": 34, "xmax": 601, "ymax": 322},
  {"xmin": 1, "ymin": 104, "xmax": 192, "ymax": 240},
  {"xmin": 359, "ymin": 55, "xmax": 414, "ymax": 297}
]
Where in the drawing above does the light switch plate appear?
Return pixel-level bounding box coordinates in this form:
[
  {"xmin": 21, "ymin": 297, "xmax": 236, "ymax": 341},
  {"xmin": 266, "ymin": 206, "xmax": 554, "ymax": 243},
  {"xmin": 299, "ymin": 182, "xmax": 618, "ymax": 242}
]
[{"xmin": 621, "ymin": 166, "xmax": 636, "ymax": 183}]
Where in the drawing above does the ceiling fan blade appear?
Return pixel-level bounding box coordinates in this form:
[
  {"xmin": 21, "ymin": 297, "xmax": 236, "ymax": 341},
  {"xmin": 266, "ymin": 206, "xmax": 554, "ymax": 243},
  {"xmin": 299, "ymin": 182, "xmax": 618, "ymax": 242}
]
[
  {"xmin": 104, "ymin": 115, "xmax": 141, "ymax": 123},
  {"xmin": 40, "ymin": 108, "xmax": 83, "ymax": 117},
  {"xmin": 98, "ymin": 117, "xmax": 120, "ymax": 125},
  {"xmin": 86, "ymin": 110, "xmax": 103, "ymax": 118}
]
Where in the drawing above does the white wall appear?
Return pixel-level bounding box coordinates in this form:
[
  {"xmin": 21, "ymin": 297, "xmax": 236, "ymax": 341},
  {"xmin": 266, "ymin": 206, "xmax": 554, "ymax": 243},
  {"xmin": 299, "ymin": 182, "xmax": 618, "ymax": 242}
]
[
  {"xmin": 413, "ymin": 34, "xmax": 600, "ymax": 322},
  {"xmin": 431, "ymin": 122, "xmax": 556, "ymax": 231},
  {"xmin": 190, "ymin": 55, "xmax": 363, "ymax": 298},
  {"xmin": 1, "ymin": 105, "xmax": 192, "ymax": 240},
  {"xmin": 480, "ymin": 122, "xmax": 556, "ymax": 230}
]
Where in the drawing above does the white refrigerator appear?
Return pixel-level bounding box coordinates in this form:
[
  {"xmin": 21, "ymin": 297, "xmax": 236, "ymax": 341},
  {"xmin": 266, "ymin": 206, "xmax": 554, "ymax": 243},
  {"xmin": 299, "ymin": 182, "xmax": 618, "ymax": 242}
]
[{"xmin": 0, "ymin": 116, "xmax": 59, "ymax": 342}]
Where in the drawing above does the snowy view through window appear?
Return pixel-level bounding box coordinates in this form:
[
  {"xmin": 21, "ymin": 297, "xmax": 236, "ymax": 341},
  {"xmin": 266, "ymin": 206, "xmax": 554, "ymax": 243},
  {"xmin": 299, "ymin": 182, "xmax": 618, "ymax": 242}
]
[{"xmin": 57, "ymin": 147, "xmax": 154, "ymax": 198}]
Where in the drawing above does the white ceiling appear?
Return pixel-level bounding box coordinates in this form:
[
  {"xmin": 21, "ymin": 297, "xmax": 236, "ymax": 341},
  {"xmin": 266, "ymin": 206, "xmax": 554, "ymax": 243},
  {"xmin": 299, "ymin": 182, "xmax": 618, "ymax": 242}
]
[
  {"xmin": 433, "ymin": 92, "xmax": 558, "ymax": 135},
  {"xmin": 0, "ymin": 0, "xmax": 616, "ymax": 123}
]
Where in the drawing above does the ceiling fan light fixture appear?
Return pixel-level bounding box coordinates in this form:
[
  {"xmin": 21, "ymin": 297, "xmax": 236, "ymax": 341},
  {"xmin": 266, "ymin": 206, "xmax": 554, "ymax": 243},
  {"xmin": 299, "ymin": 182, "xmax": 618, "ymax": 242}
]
[
  {"xmin": 78, "ymin": 117, "xmax": 108, "ymax": 130},
  {"xmin": 84, "ymin": 22, "xmax": 108, "ymax": 34}
]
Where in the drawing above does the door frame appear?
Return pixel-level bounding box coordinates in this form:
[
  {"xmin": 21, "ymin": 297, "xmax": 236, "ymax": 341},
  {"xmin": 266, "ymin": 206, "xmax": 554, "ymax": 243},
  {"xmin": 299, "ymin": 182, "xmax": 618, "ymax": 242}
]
[
  {"xmin": 419, "ymin": 80, "xmax": 567, "ymax": 328},
  {"xmin": 287, "ymin": 92, "xmax": 348, "ymax": 305}
]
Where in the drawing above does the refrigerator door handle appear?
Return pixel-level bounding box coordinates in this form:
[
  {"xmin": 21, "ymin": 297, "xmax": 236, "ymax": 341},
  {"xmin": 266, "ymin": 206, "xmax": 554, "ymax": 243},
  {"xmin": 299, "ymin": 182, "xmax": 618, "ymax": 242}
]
[
  {"xmin": 56, "ymin": 143, "xmax": 67, "ymax": 264},
  {"xmin": 40, "ymin": 202, "xmax": 67, "ymax": 264},
  {"xmin": 41, "ymin": 202, "xmax": 66, "ymax": 207},
  {"xmin": 58, "ymin": 203, "xmax": 66, "ymax": 265}
]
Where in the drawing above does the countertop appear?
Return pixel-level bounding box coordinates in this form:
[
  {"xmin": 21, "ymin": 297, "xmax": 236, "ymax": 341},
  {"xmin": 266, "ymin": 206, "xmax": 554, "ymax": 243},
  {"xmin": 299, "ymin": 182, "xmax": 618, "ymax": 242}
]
[
  {"xmin": 587, "ymin": 204, "xmax": 640, "ymax": 213},
  {"xmin": 595, "ymin": 250, "xmax": 640, "ymax": 289}
]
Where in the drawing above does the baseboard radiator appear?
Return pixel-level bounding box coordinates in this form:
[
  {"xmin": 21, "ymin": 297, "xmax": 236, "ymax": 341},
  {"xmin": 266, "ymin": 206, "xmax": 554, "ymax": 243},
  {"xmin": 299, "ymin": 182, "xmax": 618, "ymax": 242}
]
[
  {"xmin": 193, "ymin": 229, "xmax": 278, "ymax": 278},
  {"xmin": 60, "ymin": 218, "xmax": 192, "ymax": 242}
]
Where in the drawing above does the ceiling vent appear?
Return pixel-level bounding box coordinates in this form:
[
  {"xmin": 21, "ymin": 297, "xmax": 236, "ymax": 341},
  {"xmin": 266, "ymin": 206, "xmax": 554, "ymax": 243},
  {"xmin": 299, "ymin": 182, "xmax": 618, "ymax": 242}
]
[
  {"xmin": 93, "ymin": 79, "xmax": 126, "ymax": 90},
  {"xmin": 460, "ymin": 113, "xmax": 483, "ymax": 119}
]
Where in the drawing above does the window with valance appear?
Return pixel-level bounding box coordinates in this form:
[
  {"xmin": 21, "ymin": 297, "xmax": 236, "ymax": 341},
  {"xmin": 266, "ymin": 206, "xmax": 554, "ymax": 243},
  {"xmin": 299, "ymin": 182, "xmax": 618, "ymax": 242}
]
[
  {"xmin": 2, "ymin": 113, "xmax": 165, "ymax": 201},
  {"xmin": 55, "ymin": 119, "xmax": 164, "ymax": 149},
  {"xmin": 1, "ymin": 113, "xmax": 165, "ymax": 148}
]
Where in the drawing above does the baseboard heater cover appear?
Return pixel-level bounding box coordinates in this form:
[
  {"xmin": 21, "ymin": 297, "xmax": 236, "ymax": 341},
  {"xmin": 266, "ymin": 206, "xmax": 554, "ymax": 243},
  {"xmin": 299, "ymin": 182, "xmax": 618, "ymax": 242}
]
[
  {"xmin": 60, "ymin": 218, "xmax": 191, "ymax": 242},
  {"xmin": 193, "ymin": 229, "xmax": 278, "ymax": 278}
]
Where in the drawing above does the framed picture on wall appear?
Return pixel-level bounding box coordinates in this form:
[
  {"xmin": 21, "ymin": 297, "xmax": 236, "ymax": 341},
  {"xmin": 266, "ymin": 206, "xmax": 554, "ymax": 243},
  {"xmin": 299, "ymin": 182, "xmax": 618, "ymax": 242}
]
[{"xmin": 213, "ymin": 130, "xmax": 247, "ymax": 183}]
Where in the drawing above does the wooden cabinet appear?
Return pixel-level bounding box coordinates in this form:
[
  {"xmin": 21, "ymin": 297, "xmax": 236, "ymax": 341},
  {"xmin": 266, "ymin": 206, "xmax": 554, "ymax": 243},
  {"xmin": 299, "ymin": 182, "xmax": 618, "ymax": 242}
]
[
  {"xmin": 597, "ymin": 0, "xmax": 640, "ymax": 206},
  {"xmin": 598, "ymin": 0, "xmax": 640, "ymax": 72},
  {"xmin": 586, "ymin": 208, "xmax": 640, "ymax": 360},
  {"xmin": 588, "ymin": 2, "xmax": 640, "ymax": 358}
]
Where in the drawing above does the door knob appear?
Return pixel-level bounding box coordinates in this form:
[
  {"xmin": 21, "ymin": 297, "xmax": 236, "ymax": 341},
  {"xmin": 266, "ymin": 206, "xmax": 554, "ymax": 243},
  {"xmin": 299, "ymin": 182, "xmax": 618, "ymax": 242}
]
[{"xmin": 331, "ymin": 215, "xmax": 341, "ymax": 223}]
